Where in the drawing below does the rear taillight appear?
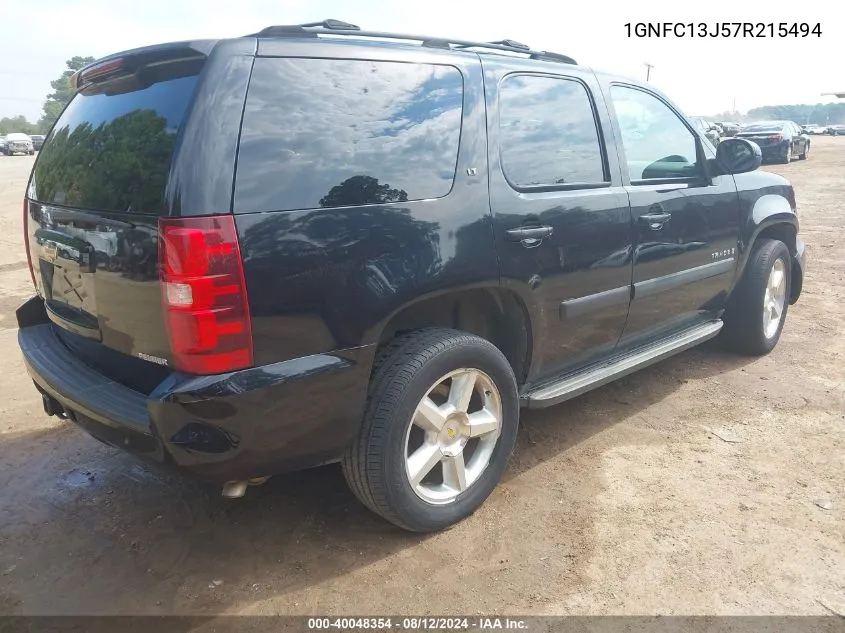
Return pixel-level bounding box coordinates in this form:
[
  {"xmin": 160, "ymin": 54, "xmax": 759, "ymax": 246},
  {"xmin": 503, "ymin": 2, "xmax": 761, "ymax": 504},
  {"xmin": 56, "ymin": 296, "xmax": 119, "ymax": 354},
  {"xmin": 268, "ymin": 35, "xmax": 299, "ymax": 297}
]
[
  {"xmin": 768, "ymin": 134, "xmax": 783, "ymax": 141},
  {"xmin": 158, "ymin": 215, "xmax": 253, "ymax": 375},
  {"xmin": 71, "ymin": 57, "xmax": 124, "ymax": 90},
  {"xmin": 23, "ymin": 200, "xmax": 36, "ymax": 288}
]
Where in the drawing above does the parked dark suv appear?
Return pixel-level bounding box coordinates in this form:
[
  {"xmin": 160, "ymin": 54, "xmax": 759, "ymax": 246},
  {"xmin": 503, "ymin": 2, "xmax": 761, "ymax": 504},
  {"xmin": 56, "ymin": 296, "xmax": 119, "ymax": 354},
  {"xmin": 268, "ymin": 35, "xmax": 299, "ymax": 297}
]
[{"xmin": 18, "ymin": 21, "xmax": 806, "ymax": 532}]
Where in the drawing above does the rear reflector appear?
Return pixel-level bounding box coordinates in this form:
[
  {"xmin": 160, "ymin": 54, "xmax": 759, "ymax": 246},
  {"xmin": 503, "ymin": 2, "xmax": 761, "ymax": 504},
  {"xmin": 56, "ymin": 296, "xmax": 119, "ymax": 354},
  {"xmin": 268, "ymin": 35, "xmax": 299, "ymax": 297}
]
[
  {"xmin": 159, "ymin": 215, "xmax": 253, "ymax": 375},
  {"xmin": 23, "ymin": 200, "xmax": 36, "ymax": 288}
]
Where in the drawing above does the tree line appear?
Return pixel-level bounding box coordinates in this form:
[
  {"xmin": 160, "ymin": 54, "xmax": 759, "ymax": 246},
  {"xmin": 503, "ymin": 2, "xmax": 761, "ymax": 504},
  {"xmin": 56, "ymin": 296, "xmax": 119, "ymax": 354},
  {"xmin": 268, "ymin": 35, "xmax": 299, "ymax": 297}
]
[
  {"xmin": 709, "ymin": 102, "xmax": 845, "ymax": 124},
  {"xmin": 0, "ymin": 56, "xmax": 94, "ymax": 136},
  {"xmin": 746, "ymin": 103, "xmax": 845, "ymax": 125}
]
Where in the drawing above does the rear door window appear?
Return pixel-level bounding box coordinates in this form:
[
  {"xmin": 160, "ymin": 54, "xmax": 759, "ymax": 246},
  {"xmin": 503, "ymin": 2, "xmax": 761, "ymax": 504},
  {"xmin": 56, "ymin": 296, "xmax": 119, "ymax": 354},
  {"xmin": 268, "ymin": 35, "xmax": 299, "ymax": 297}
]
[
  {"xmin": 234, "ymin": 58, "xmax": 464, "ymax": 213},
  {"xmin": 31, "ymin": 66, "xmax": 201, "ymax": 215},
  {"xmin": 498, "ymin": 74, "xmax": 607, "ymax": 189}
]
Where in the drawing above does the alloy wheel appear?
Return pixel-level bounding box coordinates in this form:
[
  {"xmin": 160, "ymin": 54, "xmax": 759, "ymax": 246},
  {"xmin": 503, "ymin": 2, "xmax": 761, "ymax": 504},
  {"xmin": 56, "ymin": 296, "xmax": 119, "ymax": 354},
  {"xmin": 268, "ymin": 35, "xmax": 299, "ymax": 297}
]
[
  {"xmin": 404, "ymin": 368, "xmax": 502, "ymax": 505},
  {"xmin": 763, "ymin": 258, "xmax": 787, "ymax": 339}
]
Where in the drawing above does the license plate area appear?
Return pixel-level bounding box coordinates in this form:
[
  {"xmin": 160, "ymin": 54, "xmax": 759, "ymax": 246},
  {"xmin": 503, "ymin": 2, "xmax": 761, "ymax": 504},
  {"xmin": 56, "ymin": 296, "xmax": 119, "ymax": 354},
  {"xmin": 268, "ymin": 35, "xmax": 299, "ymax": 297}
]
[{"xmin": 36, "ymin": 228, "xmax": 101, "ymax": 337}]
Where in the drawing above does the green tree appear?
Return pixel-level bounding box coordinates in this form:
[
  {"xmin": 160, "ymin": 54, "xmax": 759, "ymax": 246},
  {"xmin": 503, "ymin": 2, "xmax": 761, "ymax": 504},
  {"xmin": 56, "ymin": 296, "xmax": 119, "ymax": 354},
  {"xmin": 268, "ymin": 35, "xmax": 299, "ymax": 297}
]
[
  {"xmin": 33, "ymin": 109, "xmax": 175, "ymax": 213},
  {"xmin": 0, "ymin": 116, "xmax": 38, "ymax": 135},
  {"xmin": 745, "ymin": 103, "xmax": 845, "ymax": 125},
  {"xmin": 319, "ymin": 175, "xmax": 409, "ymax": 208},
  {"xmin": 38, "ymin": 56, "xmax": 96, "ymax": 132}
]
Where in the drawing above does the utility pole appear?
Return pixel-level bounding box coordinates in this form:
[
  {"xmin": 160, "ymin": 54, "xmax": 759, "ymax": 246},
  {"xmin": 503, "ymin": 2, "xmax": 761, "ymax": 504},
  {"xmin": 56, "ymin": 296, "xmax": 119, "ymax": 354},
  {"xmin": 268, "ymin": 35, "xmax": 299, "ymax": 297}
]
[{"xmin": 644, "ymin": 62, "xmax": 654, "ymax": 81}]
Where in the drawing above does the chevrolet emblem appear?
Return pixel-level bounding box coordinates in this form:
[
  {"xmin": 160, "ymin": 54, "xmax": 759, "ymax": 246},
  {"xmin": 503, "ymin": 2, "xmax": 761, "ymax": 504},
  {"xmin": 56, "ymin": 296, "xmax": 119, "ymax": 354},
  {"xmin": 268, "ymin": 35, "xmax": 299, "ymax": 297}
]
[{"xmin": 43, "ymin": 243, "xmax": 58, "ymax": 262}]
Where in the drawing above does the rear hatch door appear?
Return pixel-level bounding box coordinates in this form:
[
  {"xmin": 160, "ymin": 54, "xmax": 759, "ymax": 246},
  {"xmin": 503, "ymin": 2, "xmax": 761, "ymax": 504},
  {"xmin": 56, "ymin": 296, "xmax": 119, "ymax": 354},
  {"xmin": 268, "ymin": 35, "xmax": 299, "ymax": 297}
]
[{"xmin": 26, "ymin": 46, "xmax": 208, "ymax": 374}]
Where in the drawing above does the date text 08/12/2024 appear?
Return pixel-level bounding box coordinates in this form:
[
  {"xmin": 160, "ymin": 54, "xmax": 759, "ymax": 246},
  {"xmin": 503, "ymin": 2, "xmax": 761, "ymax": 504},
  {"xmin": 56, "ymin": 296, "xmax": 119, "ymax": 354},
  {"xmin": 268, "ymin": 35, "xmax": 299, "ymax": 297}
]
[
  {"xmin": 625, "ymin": 22, "xmax": 822, "ymax": 37},
  {"xmin": 307, "ymin": 618, "xmax": 529, "ymax": 630}
]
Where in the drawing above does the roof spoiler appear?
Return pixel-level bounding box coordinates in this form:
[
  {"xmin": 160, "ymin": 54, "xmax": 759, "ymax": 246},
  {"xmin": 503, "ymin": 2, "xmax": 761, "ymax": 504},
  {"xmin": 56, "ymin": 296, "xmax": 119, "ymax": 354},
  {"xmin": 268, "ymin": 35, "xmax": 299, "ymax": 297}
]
[{"xmin": 70, "ymin": 41, "xmax": 215, "ymax": 92}]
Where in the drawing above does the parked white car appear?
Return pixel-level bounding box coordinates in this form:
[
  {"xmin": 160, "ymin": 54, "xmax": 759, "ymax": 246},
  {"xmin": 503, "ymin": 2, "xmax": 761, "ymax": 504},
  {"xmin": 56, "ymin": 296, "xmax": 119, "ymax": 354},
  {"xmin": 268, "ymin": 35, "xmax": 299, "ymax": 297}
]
[
  {"xmin": 804, "ymin": 124, "xmax": 828, "ymax": 135},
  {"xmin": 4, "ymin": 133, "xmax": 34, "ymax": 155}
]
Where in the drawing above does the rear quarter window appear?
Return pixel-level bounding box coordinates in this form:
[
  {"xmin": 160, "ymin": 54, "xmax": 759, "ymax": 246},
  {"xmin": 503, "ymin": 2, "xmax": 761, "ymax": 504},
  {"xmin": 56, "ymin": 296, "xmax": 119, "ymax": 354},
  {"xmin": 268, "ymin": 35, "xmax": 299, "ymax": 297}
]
[{"xmin": 234, "ymin": 57, "xmax": 464, "ymax": 213}]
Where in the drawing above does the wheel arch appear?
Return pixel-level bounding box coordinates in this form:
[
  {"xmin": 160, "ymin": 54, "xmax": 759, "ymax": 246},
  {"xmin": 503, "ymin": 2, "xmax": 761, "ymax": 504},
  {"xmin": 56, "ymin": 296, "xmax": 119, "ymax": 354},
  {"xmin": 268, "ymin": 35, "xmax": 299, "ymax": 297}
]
[
  {"xmin": 365, "ymin": 286, "xmax": 534, "ymax": 386},
  {"xmin": 735, "ymin": 196, "xmax": 800, "ymax": 303},
  {"xmin": 741, "ymin": 194, "xmax": 798, "ymax": 254}
]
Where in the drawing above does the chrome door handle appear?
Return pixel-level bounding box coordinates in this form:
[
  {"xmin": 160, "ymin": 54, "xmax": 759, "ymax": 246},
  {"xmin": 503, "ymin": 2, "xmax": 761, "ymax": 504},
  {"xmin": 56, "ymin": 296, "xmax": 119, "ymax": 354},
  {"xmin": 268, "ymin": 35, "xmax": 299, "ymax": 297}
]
[
  {"xmin": 506, "ymin": 226, "xmax": 554, "ymax": 247},
  {"xmin": 638, "ymin": 212, "xmax": 672, "ymax": 231}
]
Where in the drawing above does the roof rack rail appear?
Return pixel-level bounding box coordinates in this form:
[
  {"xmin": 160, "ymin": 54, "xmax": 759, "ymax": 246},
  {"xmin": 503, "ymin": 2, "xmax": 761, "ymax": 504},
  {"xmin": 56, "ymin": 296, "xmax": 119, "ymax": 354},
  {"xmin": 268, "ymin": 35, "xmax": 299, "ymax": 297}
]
[
  {"xmin": 453, "ymin": 39, "xmax": 530, "ymax": 51},
  {"xmin": 248, "ymin": 20, "xmax": 577, "ymax": 65},
  {"xmin": 300, "ymin": 19, "xmax": 360, "ymax": 30},
  {"xmin": 530, "ymin": 51, "xmax": 575, "ymax": 63},
  {"xmin": 487, "ymin": 39, "xmax": 531, "ymax": 50},
  {"xmin": 254, "ymin": 19, "xmax": 360, "ymax": 37}
]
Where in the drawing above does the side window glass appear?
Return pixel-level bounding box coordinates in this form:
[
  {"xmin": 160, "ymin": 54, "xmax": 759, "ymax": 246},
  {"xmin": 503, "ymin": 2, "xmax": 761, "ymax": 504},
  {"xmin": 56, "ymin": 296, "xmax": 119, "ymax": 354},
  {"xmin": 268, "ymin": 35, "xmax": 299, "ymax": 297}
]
[
  {"xmin": 610, "ymin": 86, "xmax": 700, "ymax": 181},
  {"xmin": 235, "ymin": 58, "xmax": 464, "ymax": 213},
  {"xmin": 499, "ymin": 75, "xmax": 606, "ymax": 188}
]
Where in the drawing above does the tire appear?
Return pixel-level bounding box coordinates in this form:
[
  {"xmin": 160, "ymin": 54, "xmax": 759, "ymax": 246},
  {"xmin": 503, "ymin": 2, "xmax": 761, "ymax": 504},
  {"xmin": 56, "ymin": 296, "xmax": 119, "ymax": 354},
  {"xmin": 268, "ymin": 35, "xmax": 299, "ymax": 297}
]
[
  {"xmin": 799, "ymin": 143, "xmax": 809, "ymax": 160},
  {"xmin": 721, "ymin": 239, "xmax": 791, "ymax": 356},
  {"xmin": 780, "ymin": 148, "xmax": 791, "ymax": 164},
  {"xmin": 342, "ymin": 328, "xmax": 519, "ymax": 532}
]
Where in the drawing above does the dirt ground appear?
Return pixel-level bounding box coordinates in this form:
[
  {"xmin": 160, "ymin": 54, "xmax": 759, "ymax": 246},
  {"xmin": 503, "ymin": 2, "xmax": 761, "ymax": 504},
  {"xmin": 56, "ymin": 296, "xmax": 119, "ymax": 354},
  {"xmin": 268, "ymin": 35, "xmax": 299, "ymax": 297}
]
[{"xmin": 0, "ymin": 138, "xmax": 842, "ymax": 617}]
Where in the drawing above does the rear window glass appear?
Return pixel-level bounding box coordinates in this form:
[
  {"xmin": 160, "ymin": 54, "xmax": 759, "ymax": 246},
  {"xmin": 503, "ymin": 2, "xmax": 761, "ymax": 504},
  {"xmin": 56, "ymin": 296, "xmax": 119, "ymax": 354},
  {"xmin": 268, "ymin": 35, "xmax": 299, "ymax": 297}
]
[
  {"xmin": 234, "ymin": 58, "xmax": 464, "ymax": 213},
  {"xmin": 31, "ymin": 72, "xmax": 200, "ymax": 214},
  {"xmin": 742, "ymin": 123, "xmax": 784, "ymax": 133}
]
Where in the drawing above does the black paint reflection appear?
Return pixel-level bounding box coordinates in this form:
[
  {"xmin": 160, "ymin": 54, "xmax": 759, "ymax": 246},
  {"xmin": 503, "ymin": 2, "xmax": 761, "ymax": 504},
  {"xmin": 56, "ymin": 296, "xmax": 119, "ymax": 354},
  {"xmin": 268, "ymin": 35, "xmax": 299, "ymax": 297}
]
[
  {"xmin": 319, "ymin": 175, "xmax": 408, "ymax": 208},
  {"xmin": 238, "ymin": 203, "xmax": 442, "ymax": 362}
]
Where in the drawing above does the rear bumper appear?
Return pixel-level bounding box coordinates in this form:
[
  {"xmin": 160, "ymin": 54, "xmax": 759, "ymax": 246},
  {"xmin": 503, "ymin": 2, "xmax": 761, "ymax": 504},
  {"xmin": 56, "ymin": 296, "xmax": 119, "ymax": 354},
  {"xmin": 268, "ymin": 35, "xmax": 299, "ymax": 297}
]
[
  {"xmin": 17, "ymin": 298, "xmax": 373, "ymax": 482},
  {"xmin": 759, "ymin": 141, "xmax": 789, "ymax": 161},
  {"xmin": 21, "ymin": 319, "xmax": 163, "ymax": 456}
]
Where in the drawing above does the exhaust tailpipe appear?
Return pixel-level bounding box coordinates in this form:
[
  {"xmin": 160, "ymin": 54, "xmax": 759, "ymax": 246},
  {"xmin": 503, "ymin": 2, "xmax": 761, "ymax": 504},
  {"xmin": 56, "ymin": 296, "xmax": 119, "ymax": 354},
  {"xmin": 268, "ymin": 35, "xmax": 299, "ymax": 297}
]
[{"xmin": 221, "ymin": 476, "xmax": 270, "ymax": 499}]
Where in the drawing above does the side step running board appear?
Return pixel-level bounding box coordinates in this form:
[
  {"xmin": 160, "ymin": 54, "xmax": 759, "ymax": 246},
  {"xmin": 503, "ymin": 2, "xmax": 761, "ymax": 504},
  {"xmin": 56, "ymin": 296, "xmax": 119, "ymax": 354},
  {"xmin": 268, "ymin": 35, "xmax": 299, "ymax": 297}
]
[{"xmin": 523, "ymin": 319, "xmax": 724, "ymax": 409}]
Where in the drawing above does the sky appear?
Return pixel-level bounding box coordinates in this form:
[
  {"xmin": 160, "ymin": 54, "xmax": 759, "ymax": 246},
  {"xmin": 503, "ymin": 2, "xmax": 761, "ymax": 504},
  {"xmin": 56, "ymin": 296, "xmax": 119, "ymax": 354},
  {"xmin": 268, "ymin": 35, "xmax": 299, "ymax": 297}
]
[{"xmin": 1, "ymin": 0, "xmax": 841, "ymax": 122}]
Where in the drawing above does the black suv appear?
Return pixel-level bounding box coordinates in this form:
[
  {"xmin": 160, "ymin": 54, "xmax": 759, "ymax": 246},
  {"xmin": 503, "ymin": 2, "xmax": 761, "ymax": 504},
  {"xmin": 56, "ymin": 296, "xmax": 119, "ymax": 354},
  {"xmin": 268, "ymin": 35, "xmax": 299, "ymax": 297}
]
[{"xmin": 18, "ymin": 21, "xmax": 806, "ymax": 532}]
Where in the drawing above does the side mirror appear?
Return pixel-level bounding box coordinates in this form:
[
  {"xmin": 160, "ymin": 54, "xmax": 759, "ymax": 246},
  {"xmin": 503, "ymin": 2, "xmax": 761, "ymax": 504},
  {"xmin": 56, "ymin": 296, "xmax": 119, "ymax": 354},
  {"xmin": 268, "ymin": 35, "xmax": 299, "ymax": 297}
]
[{"xmin": 716, "ymin": 138, "xmax": 762, "ymax": 174}]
